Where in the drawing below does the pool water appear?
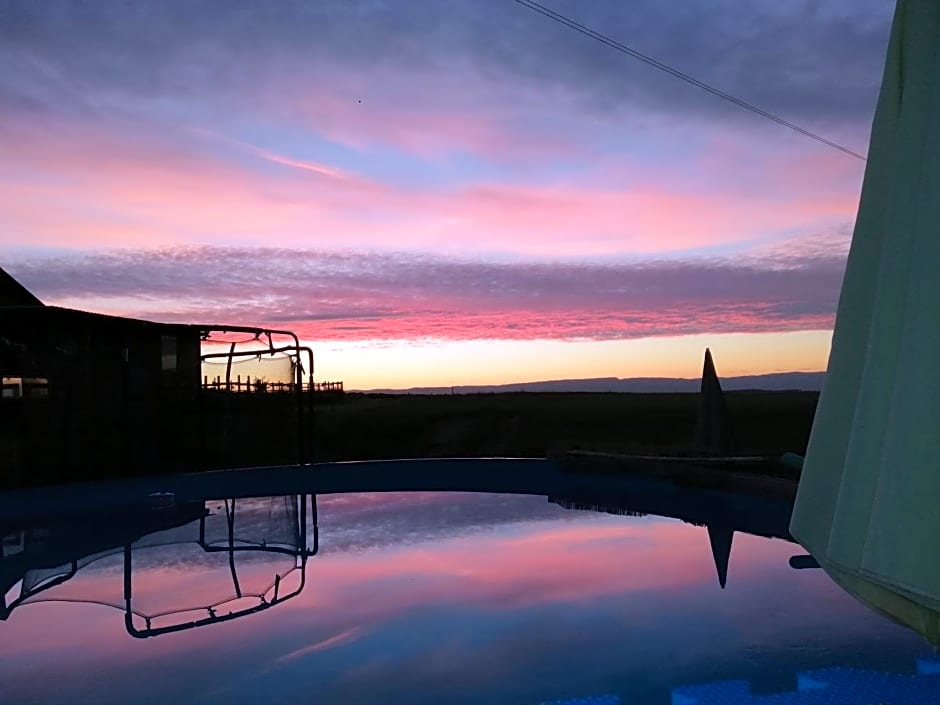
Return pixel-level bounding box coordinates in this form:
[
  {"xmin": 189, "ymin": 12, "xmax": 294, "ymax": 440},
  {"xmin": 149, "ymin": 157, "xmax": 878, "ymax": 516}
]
[{"xmin": 0, "ymin": 476, "xmax": 936, "ymax": 705}]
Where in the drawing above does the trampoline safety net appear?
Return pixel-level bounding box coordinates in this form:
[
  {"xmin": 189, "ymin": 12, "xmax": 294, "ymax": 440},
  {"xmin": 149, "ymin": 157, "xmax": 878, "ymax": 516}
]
[{"xmin": 202, "ymin": 350, "xmax": 299, "ymax": 389}]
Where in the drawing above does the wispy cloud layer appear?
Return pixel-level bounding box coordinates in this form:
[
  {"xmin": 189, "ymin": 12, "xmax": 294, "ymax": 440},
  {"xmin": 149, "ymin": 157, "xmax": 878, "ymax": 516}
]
[
  {"xmin": 7, "ymin": 243, "xmax": 846, "ymax": 341},
  {"xmin": 0, "ymin": 116, "xmax": 861, "ymax": 256}
]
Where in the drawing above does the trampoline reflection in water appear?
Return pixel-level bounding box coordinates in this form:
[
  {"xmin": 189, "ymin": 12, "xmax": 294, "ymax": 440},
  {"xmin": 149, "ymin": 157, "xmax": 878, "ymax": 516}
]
[{"xmin": 0, "ymin": 495, "xmax": 318, "ymax": 638}]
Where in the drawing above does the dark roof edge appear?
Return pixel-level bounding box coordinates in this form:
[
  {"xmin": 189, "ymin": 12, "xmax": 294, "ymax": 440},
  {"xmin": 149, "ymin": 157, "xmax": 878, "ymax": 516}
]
[{"xmin": 0, "ymin": 266, "xmax": 44, "ymax": 307}]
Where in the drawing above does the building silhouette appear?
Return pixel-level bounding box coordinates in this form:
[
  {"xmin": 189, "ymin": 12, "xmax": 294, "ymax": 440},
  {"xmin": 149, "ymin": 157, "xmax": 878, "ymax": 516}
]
[{"xmin": 0, "ymin": 265, "xmax": 313, "ymax": 487}]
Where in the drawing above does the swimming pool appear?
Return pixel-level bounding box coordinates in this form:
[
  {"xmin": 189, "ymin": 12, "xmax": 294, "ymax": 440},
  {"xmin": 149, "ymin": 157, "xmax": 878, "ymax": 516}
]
[{"xmin": 0, "ymin": 460, "xmax": 936, "ymax": 704}]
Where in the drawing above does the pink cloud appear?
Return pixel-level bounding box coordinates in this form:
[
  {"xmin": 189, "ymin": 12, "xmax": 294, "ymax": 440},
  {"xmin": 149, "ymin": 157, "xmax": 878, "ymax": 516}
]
[
  {"xmin": 191, "ymin": 128, "xmax": 353, "ymax": 180},
  {"xmin": 1, "ymin": 115, "xmax": 860, "ymax": 257},
  {"xmin": 691, "ymin": 129, "xmax": 866, "ymax": 198},
  {"xmin": 9, "ymin": 244, "xmax": 843, "ymax": 343},
  {"xmin": 274, "ymin": 308, "xmax": 835, "ymax": 344}
]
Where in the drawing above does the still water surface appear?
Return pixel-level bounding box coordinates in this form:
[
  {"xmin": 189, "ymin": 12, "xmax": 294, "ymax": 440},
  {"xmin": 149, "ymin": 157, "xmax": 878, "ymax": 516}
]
[{"xmin": 0, "ymin": 486, "xmax": 935, "ymax": 704}]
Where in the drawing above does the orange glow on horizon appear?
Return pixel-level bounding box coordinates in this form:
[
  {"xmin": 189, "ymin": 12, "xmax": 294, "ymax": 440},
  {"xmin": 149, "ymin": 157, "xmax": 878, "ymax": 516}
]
[{"xmin": 311, "ymin": 331, "xmax": 832, "ymax": 390}]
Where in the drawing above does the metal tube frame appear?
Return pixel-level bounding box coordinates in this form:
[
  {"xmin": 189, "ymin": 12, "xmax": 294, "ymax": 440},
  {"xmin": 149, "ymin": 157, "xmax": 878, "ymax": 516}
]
[{"xmin": 198, "ymin": 326, "xmax": 315, "ymax": 465}]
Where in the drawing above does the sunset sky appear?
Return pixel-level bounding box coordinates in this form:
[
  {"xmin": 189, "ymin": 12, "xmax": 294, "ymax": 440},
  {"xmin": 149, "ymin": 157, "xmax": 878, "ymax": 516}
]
[{"xmin": 0, "ymin": 1, "xmax": 894, "ymax": 388}]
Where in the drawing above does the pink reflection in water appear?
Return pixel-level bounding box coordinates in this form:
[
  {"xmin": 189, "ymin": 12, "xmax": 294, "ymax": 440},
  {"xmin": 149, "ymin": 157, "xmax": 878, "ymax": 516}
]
[{"xmin": 0, "ymin": 493, "xmax": 923, "ymax": 705}]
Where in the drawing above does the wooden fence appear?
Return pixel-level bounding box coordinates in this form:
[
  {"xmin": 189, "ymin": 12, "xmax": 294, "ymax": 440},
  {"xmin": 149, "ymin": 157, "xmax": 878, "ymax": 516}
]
[
  {"xmin": 201, "ymin": 376, "xmax": 343, "ymax": 393},
  {"xmin": 314, "ymin": 381, "xmax": 344, "ymax": 392}
]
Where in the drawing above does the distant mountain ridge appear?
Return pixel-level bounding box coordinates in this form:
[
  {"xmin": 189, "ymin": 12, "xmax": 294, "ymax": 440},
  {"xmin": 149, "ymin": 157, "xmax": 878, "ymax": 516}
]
[{"xmin": 357, "ymin": 371, "xmax": 825, "ymax": 395}]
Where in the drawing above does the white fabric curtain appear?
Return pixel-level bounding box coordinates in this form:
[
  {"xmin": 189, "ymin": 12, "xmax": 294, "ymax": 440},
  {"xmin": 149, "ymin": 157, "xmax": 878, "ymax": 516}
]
[{"xmin": 790, "ymin": 0, "xmax": 940, "ymax": 643}]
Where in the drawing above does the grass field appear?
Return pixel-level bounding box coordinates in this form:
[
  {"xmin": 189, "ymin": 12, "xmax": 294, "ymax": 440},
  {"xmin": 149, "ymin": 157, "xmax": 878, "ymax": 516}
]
[
  {"xmin": 1, "ymin": 390, "xmax": 819, "ymax": 490},
  {"xmin": 311, "ymin": 391, "xmax": 819, "ymax": 462}
]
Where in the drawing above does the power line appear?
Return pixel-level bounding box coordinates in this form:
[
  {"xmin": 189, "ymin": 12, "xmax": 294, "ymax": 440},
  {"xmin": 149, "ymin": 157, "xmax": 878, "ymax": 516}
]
[{"xmin": 511, "ymin": 0, "xmax": 867, "ymax": 161}]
